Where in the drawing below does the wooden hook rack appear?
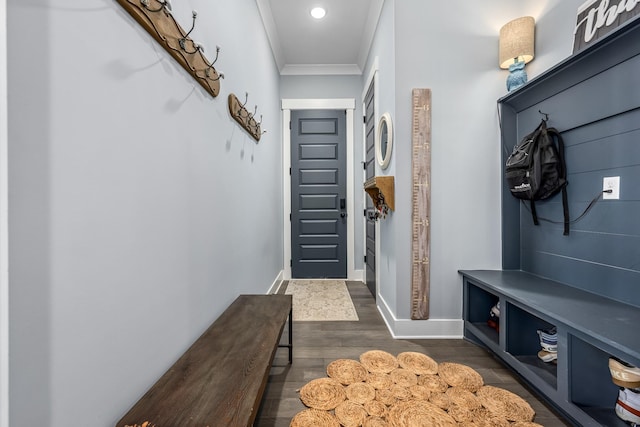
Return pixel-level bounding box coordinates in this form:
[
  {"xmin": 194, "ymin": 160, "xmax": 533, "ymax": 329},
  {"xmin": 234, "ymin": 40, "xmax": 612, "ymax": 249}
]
[
  {"xmin": 228, "ymin": 93, "xmax": 264, "ymax": 142},
  {"xmin": 116, "ymin": 0, "xmax": 223, "ymax": 97},
  {"xmin": 364, "ymin": 176, "xmax": 395, "ymax": 218}
]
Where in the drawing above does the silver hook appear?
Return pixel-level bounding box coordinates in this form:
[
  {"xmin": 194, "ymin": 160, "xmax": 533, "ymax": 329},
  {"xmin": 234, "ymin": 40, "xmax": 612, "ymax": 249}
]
[
  {"xmin": 179, "ymin": 11, "xmax": 200, "ymax": 52},
  {"xmin": 239, "ymin": 92, "xmax": 249, "ymax": 109},
  {"xmin": 204, "ymin": 46, "xmax": 223, "ymax": 79},
  {"xmin": 210, "ymin": 45, "xmax": 221, "ymax": 65}
]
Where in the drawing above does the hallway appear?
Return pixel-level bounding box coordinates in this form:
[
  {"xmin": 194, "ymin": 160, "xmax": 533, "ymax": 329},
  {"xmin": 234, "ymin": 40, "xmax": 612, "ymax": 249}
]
[{"xmin": 255, "ymin": 281, "xmax": 570, "ymax": 426}]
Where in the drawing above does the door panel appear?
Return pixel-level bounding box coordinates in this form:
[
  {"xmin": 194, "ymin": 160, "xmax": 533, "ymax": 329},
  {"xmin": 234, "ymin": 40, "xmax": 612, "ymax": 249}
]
[
  {"xmin": 364, "ymin": 81, "xmax": 376, "ymax": 298},
  {"xmin": 291, "ymin": 110, "xmax": 347, "ymax": 278}
]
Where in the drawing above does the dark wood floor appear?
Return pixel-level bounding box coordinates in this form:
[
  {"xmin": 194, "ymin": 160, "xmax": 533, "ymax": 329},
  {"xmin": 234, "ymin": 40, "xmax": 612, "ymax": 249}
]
[{"xmin": 255, "ymin": 281, "xmax": 571, "ymax": 426}]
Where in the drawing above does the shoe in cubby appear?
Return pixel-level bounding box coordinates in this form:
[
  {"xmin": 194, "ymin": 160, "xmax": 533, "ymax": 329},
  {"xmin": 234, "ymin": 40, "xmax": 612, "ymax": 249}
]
[
  {"xmin": 609, "ymin": 357, "xmax": 640, "ymax": 389},
  {"xmin": 615, "ymin": 387, "xmax": 640, "ymax": 425},
  {"xmin": 536, "ymin": 326, "xmax": 558, "ymax": 362},
  {"xmin": 538, "ymin": 350, "xmax": 557, "ymax": 364},
  {"xmin": 487, "ymin": 301, "xmax": 500, "ymax": 332}
]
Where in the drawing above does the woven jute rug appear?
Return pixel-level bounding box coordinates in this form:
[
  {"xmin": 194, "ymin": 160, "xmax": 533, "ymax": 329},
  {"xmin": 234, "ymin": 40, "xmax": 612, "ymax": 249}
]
[
  {"xmin": 291, "ymin": 350, "xmax": 541, "ymax": 426},
  {"xmin": 285, "ymin": 280, "xmax": 359, "ymax": 321}
]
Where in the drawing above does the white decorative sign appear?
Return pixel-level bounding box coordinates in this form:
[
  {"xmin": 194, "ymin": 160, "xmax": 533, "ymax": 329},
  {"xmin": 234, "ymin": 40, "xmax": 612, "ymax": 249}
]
[{"xmin": 573, "ymin": 0, "xmax": 640, "ymax": 52}]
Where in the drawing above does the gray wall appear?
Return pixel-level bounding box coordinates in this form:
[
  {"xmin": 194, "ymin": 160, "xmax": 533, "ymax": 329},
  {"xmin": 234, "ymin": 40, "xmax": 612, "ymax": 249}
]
[
  {"xmin": 363, "ymin": 0, "xmax": 586, "ymax": 332},
  {"xmin": 7, "ymin": 0, "xmax": 282, "ymax": 425}
]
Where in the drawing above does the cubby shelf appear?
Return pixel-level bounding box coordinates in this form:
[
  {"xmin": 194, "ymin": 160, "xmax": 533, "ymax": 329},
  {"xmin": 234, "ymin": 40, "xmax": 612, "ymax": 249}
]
[{"xmin": 461, "ymin": 270, "xmax": 640, "ymax": 426}]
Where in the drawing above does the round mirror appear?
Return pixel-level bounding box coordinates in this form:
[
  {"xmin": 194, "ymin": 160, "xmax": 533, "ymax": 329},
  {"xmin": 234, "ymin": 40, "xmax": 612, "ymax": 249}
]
[{"xmin": 376, "ymin": 113, "xmax": 393, "ymax": 169}]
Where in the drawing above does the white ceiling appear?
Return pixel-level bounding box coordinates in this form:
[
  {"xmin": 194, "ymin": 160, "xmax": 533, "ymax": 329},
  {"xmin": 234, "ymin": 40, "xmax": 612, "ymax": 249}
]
[{"xmin": 256, "ymin": 0, "xmax": 385, "ymax": 75}]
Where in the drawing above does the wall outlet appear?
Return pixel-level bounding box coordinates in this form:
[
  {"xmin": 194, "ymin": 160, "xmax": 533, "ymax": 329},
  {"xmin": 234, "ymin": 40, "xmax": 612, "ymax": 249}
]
[{"xmin": 603, "ymin": 176, "xmax": 620, "ymax": 200}]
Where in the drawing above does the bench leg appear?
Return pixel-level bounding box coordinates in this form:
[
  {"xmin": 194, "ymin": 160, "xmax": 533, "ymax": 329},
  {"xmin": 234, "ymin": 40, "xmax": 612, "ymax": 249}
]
[
  {"xmin": 278, "ymin": 307, "xmax": 293, "ymax": 364},
  {"xmin": 288, "ymin": 307, "xmax": 293, "ymax": 363}
]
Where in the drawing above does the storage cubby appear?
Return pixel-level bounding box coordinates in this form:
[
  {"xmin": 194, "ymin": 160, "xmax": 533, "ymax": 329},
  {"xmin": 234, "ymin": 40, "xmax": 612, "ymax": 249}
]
[
  {"xmin": 569, "ymin": 335, "xmax": 627, "ymax": 426},
  {"xmin": 461, "ymin": 270, "xmax": 640, "ymax": 426},
  {"xmin": 463, "ymin": 279, "xmax": 499, "ymax": 347},
  {"xmin": 505, "ymin": 303, "xmax": 557, "ymax": 390}
]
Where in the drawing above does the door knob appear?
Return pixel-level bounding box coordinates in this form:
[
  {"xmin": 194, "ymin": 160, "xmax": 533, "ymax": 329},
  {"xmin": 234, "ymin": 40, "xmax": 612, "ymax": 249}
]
[{"xmin": 340, "ymin": 212, "xmax": 347, "ymax": 218}]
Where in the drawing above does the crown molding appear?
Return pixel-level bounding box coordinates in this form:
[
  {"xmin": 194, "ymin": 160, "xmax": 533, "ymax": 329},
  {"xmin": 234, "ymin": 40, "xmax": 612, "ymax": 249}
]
[{"xmin": 280, "ymin": 63, "xmax": 362, "ymax": 76}]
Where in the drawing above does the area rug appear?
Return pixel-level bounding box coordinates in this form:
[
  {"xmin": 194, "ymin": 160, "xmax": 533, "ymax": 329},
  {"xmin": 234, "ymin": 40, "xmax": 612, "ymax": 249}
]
[
  {"xmin": 291, "ymin": 350, "xmax": 541, "ymax": 427},
  {"xmin": 285, "ymin": 280, "xmax": 359, "ymax": 321}
]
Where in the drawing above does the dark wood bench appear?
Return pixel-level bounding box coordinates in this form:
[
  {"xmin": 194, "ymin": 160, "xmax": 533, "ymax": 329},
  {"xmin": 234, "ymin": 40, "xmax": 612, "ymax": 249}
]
[{"xmin": 116, "ymin": 294, "xmax": 292, "ymax": 427}]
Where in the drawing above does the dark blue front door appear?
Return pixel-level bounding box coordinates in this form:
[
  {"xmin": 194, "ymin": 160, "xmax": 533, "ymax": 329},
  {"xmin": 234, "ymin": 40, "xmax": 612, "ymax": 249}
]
[{"xmin": 291, "ymin": 110, "xmax": 347, "ymax": 278}]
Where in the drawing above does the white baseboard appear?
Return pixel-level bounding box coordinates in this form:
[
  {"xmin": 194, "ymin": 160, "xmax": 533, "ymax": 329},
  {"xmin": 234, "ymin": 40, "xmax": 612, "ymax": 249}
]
[
  {"xmin": 350, "ymin": 269, "xmax": 364, "ymax": 282},
  {"xmin": 267, "ymin": 270, "xmax": 285, "ymax": 294},
  {"xmin": 376, "ymin": 294, "xmax": 464, "ymax": 339}
]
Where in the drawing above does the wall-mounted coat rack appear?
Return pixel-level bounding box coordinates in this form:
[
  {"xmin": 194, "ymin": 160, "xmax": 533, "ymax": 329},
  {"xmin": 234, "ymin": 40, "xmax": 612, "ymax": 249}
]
[
  {"xmin": 228, "ymin": 93, "xmax": 265, "ymax": 142},
  {"xmin": 116, "ymin": 0, "xmax": 224, "ymax": 97}
]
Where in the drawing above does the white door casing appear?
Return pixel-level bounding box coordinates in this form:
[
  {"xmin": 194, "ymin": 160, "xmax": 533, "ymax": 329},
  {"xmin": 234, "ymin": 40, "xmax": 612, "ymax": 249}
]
[{"xmin": 282, "ymin": 99, "xmax": 355, "ymax": 280}]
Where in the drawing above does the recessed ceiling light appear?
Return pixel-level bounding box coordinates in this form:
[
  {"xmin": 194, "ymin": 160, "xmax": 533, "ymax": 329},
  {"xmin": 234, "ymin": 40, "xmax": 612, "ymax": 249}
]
[{"xmin": 310, "ymin": 7, "xmax": 326, "ymax": 19}]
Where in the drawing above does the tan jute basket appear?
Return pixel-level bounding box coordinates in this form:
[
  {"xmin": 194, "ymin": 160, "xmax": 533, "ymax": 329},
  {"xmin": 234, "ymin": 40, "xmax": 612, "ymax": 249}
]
[
  {"xmin": 299, "ymin": 377, "xmax": 346, "ymax": 410},
  {"xmin": 345, "ymin": 382, "xmax": 376, "ymax": 404},
  {"xmin": 360, "ymin": 350, "xmax": 399, "ymax": 374},
  {"xmin": 327, "ymin": 359, "xmax": 368, "ymax": 385},
  {"xmin": 397, "ymin": 351, "xmax": 438, "ymax": 375},
  {"xmin": 387, "ymin": 400, "xmax": 457, "ymax": 427},
  {"xmin": 511, "ymin": 422, "xmax": 545, "ymax": 427},
  {"xmin": 289, "ymin": 408, "xmax": 340, "ymax": 427},
  {"xmin": 437, "ymin": 362, "xmax": 484, "ymax": 392},
  {"xmin": 476, "ymin": 385, "xmax": 536, "ymax": 422},
  {"xmin": 334, "ymin": 401, "xmax": 368, "ymax": 427}
]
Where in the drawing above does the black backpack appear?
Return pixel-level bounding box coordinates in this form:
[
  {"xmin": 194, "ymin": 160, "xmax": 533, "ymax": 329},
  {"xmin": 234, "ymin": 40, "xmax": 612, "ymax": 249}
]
[{"xmin": 505, "ymin": 119, "xmax": 570, "ymax": 235}]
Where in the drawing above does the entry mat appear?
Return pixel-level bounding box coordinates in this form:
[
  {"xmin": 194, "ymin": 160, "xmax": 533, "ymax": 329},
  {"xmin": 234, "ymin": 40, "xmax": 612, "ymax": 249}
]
[{"xmin": 285, "ymin": 280, "xmax": 359, "ymax": 321}]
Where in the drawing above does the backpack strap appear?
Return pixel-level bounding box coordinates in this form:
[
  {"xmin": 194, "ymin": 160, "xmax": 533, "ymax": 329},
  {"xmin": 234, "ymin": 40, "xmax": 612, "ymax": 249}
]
[
  {"xmin": 527, "ymin": 120, "xmax": 546, "ymax": 228},
  {"xmin": 547, "ymin": 127, "xmax": 570, "ymax": 235},
  {"xmin": 530, "ymin": 200, "xmax": 539, "ymax": 226},
  {"xmin": 561, "ymin": 186, "xmax": 569, "ymax": 235}
]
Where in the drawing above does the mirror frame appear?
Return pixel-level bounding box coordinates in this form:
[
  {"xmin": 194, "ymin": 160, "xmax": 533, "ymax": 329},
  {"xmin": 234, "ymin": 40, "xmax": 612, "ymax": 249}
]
[{"xmin": 376, "ymin": 112, "xmax": 393, "ymax": 169}]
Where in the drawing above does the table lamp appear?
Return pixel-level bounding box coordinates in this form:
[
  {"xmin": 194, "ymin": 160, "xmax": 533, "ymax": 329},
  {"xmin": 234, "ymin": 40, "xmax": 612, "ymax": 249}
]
[{"xmin": 499, "ymin": 16, "xmax": 535, "ymax": 92}]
